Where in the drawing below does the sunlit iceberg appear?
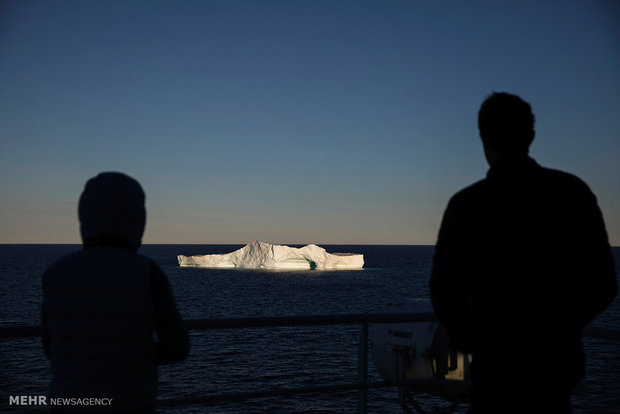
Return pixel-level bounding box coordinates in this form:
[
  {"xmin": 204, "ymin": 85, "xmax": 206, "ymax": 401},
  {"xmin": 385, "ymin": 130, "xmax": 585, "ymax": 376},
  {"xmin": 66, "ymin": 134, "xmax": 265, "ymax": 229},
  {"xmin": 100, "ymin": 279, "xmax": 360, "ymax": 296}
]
[{"xmin": 178, "ymin": 241, "xmax": 364, "ymax": 270}]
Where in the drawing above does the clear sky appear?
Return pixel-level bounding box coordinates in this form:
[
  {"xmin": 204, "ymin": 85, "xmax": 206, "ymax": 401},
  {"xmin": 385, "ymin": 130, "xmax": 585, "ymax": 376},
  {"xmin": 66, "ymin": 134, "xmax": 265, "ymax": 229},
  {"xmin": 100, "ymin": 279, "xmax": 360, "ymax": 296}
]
[{"xmin": 1, "ymin": 0, "xmax": 619, "ymax": 245}]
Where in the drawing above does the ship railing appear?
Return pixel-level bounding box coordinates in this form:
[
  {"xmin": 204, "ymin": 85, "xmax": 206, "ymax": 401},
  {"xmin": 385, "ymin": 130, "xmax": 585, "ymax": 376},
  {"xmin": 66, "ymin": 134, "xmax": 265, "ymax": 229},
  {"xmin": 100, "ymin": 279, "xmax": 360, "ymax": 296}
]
[{"xmin": 2, "ymin": 313, "xmax": 619, "ymax": 414}]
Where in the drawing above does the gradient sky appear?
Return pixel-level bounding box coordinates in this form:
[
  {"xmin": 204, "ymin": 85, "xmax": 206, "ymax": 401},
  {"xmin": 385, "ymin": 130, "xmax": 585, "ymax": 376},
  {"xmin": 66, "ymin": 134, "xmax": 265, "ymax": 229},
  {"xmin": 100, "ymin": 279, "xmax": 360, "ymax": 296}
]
[{"xmin": 1, "ymin": 0, "xmax": 619, "ymax": 245}]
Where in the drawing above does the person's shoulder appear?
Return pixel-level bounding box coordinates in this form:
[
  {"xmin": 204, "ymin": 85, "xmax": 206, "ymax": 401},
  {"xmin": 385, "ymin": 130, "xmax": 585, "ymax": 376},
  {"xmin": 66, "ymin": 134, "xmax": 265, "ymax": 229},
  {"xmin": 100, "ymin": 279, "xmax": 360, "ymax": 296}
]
[
  {"xmin": 130, "ymin": 252, "xmax": 164, "ymax": 277},
  {"xmin": 133, "ymin": 251, "xmax": 156, "ymax": 264},
  {"xmin": 44, "ymin": 249, "xmax": 86, "ymax": 272},
  {"xmin": 537, "ymin": 165, "xmax": 593, "ymax": 194},
  {"xmin": 45, "ymin": 248, "xmax": 154, "ymax": 272},
  {"xmin": 119, "ymin": 250, "xmax": 158, "ymax": 273},
  {"xmin": 42, "ymin": 249, "xmax": 88, "ymax": 287},
  {"xmin": 449, "ymin": 178, "xmax": 490, "ymax": 206}
]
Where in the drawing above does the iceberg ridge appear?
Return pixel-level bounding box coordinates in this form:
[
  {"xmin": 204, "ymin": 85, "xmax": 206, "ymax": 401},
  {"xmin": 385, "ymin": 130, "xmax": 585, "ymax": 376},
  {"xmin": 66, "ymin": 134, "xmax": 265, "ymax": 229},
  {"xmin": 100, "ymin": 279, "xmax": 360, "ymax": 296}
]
[{"xmin": 178, "ymin": 241, "xmax": 364, "ymax": 270}]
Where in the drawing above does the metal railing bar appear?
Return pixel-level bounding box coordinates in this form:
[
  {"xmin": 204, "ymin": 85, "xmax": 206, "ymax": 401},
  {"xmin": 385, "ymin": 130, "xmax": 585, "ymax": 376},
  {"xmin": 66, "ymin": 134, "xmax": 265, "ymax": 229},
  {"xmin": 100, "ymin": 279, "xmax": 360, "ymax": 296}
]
[
  {"xmin": 1, "ymin": 313, "xmax": 618, "ymax": 340},
  {"xmin": 0, "ymin": 313, "xmax": 438, "ymax": 339},
  {"xmin": 2, "ymin": 312, "xmax": 617, "ymax": 410},
  {"xmin": 183, "ymin": 312, "xmax": 438, "ymax": 330},
  {"xmin": 581, "ymin": 327, "xmax": 620, "ymax": 341},
  {"xmin": 0, "ymin": 325, "xmax": 41, "ymax": 338}
]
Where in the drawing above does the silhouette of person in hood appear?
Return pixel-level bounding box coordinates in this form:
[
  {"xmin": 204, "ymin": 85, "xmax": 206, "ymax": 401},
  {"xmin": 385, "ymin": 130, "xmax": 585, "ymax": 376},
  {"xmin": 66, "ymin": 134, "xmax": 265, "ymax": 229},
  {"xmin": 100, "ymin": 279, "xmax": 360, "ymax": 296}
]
[
  {"xmin": 429, "ymin": 93, "xmax": 617, "ymax": 413},
  {"xmin": 42, "ymin": 172, "xmax": 189, "ymax": 413}
]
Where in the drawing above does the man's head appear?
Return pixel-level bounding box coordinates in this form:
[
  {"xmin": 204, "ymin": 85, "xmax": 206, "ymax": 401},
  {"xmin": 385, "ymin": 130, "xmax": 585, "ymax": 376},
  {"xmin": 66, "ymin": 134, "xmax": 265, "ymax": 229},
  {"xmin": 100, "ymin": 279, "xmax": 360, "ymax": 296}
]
[
  {"xmin": 478, "ymin": 92, "xmax": 535, "ymax": 164},
  {"xmin": 78, "ymin": 172, "xmax": 146, "ymax": 250}
]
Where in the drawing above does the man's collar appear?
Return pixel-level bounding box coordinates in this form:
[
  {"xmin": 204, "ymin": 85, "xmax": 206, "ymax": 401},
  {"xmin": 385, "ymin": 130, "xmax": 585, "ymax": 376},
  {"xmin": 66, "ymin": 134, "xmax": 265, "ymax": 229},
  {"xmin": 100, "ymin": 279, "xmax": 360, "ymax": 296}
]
[{"xmin": 486, "ymin": 156, "xmax": 539, "ymax": 180}]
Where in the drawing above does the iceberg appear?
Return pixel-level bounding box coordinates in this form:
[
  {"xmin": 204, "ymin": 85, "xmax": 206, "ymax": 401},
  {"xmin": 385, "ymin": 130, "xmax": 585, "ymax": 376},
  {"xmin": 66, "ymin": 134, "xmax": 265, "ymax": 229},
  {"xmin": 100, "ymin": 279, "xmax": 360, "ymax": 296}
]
[{"xmin": 178, "ymin": 241, "xmax": 364, "ymax": 270}]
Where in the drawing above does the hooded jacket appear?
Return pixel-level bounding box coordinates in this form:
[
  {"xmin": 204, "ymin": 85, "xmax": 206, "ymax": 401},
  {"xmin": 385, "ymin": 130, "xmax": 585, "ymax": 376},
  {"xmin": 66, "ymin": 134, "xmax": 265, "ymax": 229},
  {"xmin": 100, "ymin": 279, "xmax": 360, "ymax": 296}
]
[{"xmin": 42, "ymin": 172, "xmax": 188, "ymax": 412}]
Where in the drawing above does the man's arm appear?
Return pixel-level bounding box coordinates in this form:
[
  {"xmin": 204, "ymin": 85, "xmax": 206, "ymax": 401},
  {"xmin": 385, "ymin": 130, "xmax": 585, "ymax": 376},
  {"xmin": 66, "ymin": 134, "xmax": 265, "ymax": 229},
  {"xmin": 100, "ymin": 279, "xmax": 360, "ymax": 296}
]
[
  {"xmin": 573, "ymin": 187, "xmax": 617, "ymax": 326},
  {"xmin": 429, "ymin": 196, "xmax": 474, "ymax": 353},
  {"xmin": 150, "ymin": 262, "xmax": 190, "ymax": 364}
]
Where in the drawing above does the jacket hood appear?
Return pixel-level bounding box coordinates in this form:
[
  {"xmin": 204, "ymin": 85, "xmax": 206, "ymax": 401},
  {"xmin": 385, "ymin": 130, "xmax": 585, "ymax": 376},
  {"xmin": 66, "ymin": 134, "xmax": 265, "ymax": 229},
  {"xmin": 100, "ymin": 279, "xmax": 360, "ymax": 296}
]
[{"xmin": 78, "ymin": 172, "xmax": 146, "ymax": 250}]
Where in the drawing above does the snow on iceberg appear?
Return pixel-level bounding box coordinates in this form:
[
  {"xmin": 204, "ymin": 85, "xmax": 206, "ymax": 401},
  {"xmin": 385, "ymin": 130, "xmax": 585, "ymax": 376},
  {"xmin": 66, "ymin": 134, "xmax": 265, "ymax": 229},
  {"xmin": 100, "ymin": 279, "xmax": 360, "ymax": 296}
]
[{"xmin": 177, "ymin": 241, "xmax": 364, "ymax": 270}]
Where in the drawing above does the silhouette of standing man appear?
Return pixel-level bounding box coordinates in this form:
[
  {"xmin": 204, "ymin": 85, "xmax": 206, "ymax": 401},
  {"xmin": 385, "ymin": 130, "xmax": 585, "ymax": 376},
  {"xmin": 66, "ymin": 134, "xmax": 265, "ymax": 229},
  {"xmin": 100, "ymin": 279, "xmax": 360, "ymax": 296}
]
[
  {"xmin": 42, "ymin": 172, "xmax": 189, "ymax": 413},
  {"xmin": 430, "ymin": 92, "xmax": 617, "ymax": 413}
]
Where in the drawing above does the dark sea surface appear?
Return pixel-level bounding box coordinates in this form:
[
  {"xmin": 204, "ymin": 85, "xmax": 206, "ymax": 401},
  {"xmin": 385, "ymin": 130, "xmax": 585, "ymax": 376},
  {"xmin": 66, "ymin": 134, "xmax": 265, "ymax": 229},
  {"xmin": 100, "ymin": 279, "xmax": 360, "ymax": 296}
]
[{"xmin": 0, "ymin": 244, "xmax": 618, "ymax": 413}]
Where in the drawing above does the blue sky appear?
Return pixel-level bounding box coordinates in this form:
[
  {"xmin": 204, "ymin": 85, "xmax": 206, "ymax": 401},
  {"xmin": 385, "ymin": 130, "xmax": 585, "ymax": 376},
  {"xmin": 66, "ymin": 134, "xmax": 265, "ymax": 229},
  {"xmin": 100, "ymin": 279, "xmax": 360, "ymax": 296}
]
[{"xmin": 1, "ymin": 0, "xmax": 619, "ymax": 245}]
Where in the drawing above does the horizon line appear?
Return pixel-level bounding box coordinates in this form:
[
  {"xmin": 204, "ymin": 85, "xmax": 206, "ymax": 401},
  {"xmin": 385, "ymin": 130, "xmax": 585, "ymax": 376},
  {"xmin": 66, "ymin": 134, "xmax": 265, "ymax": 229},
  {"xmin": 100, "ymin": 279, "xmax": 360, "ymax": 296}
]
[{"xmin": 1, "ymin": 242, "xmax": 620, "ymax": 248}]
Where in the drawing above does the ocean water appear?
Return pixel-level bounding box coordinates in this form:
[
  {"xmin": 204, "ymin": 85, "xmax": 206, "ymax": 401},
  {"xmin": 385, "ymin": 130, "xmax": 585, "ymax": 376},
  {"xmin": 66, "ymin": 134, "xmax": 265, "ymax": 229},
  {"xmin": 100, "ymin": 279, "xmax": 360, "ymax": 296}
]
[{"xmin": 0, "ymin": 244, "xmax": 618, "ymax": 413}]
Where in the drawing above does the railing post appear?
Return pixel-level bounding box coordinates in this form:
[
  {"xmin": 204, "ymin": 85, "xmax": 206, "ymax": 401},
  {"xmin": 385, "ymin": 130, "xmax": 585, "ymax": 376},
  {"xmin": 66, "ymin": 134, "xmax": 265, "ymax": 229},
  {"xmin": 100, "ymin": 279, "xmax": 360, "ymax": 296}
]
[{"xmin": 357, "ymin": 322, "xmax": 368, "ymax": 414}]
